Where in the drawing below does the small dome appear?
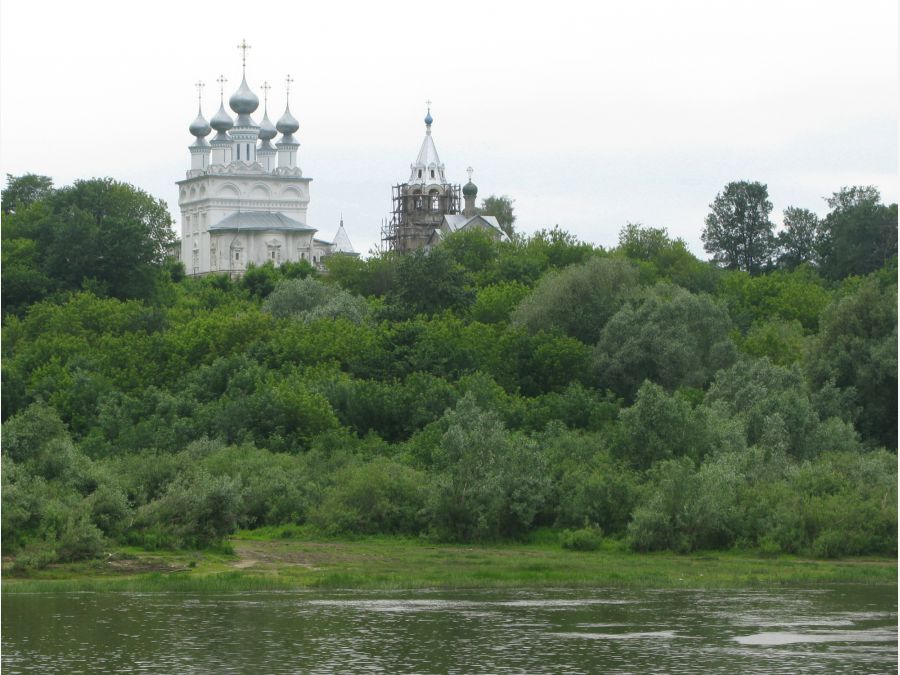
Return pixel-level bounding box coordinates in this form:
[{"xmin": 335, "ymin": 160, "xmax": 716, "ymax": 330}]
[
  {"xmin": 276, "ymin": 104, "xmax": 299, "ymax": 135},
  {"xmin": 258, "ymin": 111, "xmax": 277, "ymax": 141},
  {"xmin": 189, "ymin": 110, "xmax": 211, "ymax": 138},
  {"xmin": 424, "ymin": 109, "xmax": 433, "ymax": 126},
  {"xmin": 210, "ymin": 102, "xmax": 234, "ymax": 131},
  {"xmin": 463, "ymin": 180, "xmax": 478, "ymax": 197},
  {"xmin": 229, "ymin": 76, "xmax": 260, "ymax": 115}
]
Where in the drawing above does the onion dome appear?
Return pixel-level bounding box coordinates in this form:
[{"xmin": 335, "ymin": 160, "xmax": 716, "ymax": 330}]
[
  {"xmin": 258, "ymin": 111, "xmax": 277, "ymax": 142},
  {"xmin": 210, "ymin": 102, "xmax": 234, "ymax": 132},
  {"xmin": 189, "ymin": 109, "xmax": 211, "ymax": 139},
  {"xmin": 276, "ymin": 104, "xmax": 299, "ymax": 135},
  {"xmin": 463, "ymin": 180, "xmax": 478, "ymax": 197},
  {"xmin": 229, "ymin": 76, "xmax": 260, "ymax": 116}
]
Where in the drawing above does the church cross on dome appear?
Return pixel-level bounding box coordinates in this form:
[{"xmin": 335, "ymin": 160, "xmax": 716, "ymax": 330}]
[
  {"xmin": 285, "ymin": 74, "xmax": 294, "ymax": 97},
  {"xmin": 195, "ymin": 81, "xmax": 205, "ymax": 107},
  {"xmin": 261, "ymin": 80, "xmax": 271, "ymax": 105},
  {"xmin": 237, "ymin": 39, "xmax": 251, "ymax": 75},
  {"xmin": 216, "ymin": 75, "xmax": 227, "ymax": 101}
]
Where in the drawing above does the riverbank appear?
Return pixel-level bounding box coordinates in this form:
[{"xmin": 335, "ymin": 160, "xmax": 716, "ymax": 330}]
[{"xmin": 3, "ymin": 530, "xmax": 896, "ymax": 593}]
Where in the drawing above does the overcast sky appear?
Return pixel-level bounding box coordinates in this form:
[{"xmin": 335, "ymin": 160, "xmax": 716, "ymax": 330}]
[{"xmin": 2, "ymin": 0, "xmax": 897, "ymax": 257}]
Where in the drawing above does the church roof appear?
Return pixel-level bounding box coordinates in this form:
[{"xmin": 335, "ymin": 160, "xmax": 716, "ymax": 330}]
[
  {"xmin": 209, "ymin": 211, "xmax": 316, "ymax": 232},
  {"xmin": 442, "ymin": 214, "xmax": 505, "ymax": 236},
  {"xmin": 408, "ymin": 107, "xmax": 446, "ymax": 184},
  {"xmin": 331, "ymin": 220, "xmax": 355, "ymax": 254}
]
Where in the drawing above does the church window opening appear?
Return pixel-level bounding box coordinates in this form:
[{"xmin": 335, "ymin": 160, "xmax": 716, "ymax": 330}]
[
  {"xmin": 430, "ymin": 190, "xmax": 440, "ymax": 211},
  {"xmin": 431, "ymin": 169, "xmax": 435, "ymax": 179},
  {"xmin": 246, "ymin": 144, "xmax": 251, "ymax": 160},
  {"xmin": 418, "ymin": 169, "xmax": 422, "ymax": 179},
  {"xmin": 236, "ymin": 145, "xmax": 241, "ymax": 160}
]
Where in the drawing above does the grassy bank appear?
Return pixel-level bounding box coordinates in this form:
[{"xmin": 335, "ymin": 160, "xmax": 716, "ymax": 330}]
[{"xmin": 3, "ymin": 529, "xmax": 896, "ymax": 594}]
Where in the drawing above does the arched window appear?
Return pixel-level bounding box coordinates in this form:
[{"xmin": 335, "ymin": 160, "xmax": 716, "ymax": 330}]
[{"xmin": 430, "ymin": 190, "xmax": 440, "ymax": 212}]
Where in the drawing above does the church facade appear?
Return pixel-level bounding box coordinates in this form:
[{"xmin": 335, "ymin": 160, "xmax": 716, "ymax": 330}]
[{"xmin": 178, "ymin": 45, "xmax": 353, "ymax": 277}]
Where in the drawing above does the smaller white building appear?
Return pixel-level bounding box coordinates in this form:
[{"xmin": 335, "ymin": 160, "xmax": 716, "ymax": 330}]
[{"xmin": 179, "ymin": 51, "xmax": 354, "ymax": 276}]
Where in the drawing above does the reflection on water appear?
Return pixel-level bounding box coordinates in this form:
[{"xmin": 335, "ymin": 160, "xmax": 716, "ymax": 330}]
[{"xmin": 3, "ymin": 585, "xmax": 896, "ymax": 674}]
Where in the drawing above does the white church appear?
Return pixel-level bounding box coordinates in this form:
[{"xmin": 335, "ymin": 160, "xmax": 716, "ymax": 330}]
[{"xmin": 178, "ymin": 42, "xmax": 354, "ymax": 277}]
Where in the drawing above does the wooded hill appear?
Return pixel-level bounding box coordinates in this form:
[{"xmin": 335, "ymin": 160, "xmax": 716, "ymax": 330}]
[{"xmin": 2, "ymin": 175, "xmax": 896, "ymax": 568}]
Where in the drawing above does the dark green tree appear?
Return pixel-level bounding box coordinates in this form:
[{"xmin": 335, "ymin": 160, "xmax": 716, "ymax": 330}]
[
  {"xmin": 818, "ymin": 186, "xmax": 897, "ymax": 280},
  {"xmin": 777, "ymin": 206, "xmax": 820, "ymax": 269},
  {"xmin": 702, "ymin": 181, "xmax": 775, "ymax": 275},
  {"xmin": 1, "ymin": 173, "xmax": 54, "ymax": 214},
  {"xmin": 384, "ymin": 247, "xmax": 474, "ymax": 319},
  {"xmin": 479, "ymin": 194, "xmax": 516, "ymax": 238}
]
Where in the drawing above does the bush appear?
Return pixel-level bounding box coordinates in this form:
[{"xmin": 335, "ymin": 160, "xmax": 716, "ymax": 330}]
[{"xmin": 561, "ymin": 525, "xmax": 604, "ymax": 551}]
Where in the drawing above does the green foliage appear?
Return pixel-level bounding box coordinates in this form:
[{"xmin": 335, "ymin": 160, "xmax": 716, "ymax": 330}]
[
  {"xmin": 702, "ymin": 181, "xmax": 775, "ymax": 274},
  {"xmin": 311, "ymin": 457, "xmax": 428, "ymax": 535},
  {"xmin": 478, "ymin": 194, "xmax": 516, "ymax": 238},
  {"xmin": 264, "ymin": 277, "xmax": 370, "ymax": 324},
  {"xmin": 384, "ymin": 248, "xmax": 474, "ymax": 319},
  {"xmin": 818, "ymin": 186, "xmax": 898, "ymax": 280},
  {"xmin": 594, "ymin": 284, "xmax": 737, "ymax": 400},
  {"xmin": 777, "ymin": 206, "xmax": 821, "ymax": 269},
  {"xmin": 2, "ymin": 177, "xmax": 175, "ymax": 309},
  {"xmin": 2, "ymin": 173, "xmax": 54, "ymax": 214},
  {"xmin": 560, "ymin": 525, "xmax": 604, "ymax": 551},
  {"xmin": 471, "ymin": 281, "xmax": 531, "ymax": 323},
  {"xmin": 512, "ymin": 256, "xmax": 638, "ymax": 344},
  {"xmin": 807, "ymin": 276, "xmax": 897, "ymax": 448},
  {"xmin": 427, "ymin": 395, "xmax": 550, "ymax": 540},
  {"xmin": 1, "ymin": 173, "xmax": 895, "ymax": 563}
]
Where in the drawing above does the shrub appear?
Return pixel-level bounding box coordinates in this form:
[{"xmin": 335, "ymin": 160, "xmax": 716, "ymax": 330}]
[{"xmin": 561, "ymin": 525, "xmax": 604, "ymax": 551}]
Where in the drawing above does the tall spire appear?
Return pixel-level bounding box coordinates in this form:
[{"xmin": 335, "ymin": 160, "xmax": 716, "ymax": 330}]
[{"xmin": 409, "ymin": 102, "xmax": 444, "ymax": 184}]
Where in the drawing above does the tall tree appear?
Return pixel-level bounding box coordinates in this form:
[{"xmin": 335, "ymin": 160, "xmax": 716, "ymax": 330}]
[
  {"xmin": 818, "ymin": 186, "xmax": 897, "ymax": 280},
  {"xmin": 702, "ymin": 181, "xmax": 775, "ymax": 275},
  {"xmin": 777, "ymin": 206, "xmax": 820, "ymax": 269},
  {"xmin": 1, "ymin": 173, "xmax": 53, "ymax": 215},
  {"xmin": 1, "ymin": 177, "xmax": 175, "ymax": 307},
  {"xmin": 478, "ymin": 195, "xmax": 516, "ymax": 238}
]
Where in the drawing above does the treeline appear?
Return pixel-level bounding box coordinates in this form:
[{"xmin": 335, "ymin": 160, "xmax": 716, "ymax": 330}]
[{"xmin": 1, "ymin": 175, "xmax": 897, "ymax": 568}]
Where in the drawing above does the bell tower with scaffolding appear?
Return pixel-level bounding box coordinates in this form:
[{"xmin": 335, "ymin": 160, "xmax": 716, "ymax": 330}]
[{"xmin": 382, "ymin": 103, "xmax": 461, "ymax": 253}]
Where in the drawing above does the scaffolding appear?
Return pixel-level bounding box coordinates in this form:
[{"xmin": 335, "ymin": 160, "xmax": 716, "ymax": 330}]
[{"xmin": 381, "ymin": 182, "xmax": 461, "ymax": 253}]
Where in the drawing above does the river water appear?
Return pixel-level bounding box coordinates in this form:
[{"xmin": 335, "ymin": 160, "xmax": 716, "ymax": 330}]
[{"xmin": 3, "ymin": 585, "xmax": 896, "ymax": 673}]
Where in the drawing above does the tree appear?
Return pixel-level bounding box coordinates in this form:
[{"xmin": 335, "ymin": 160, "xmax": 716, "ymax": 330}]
[
  {"xmin": 593, "ymin": 283, "xmax": 737, "ymax": 400},
  {"xmin": 383, "ymin": 247, "xmax": 474, "ymax": 319},
  {"xmin": 777, "ymin": 206, "xmax": 820, "ymax": 269},
  {"xmin": 818, "ymin": 186, "xmax": 897, "ymax": 280},
  {"xmin": 479, "ymin": 195, "xmax": 516, "ymax": 238},
  {"xmin": 702, "ymin": 181, "xmax": 775, "ymax": 275},
  {"xmin": 2, "ymin": 177, "xmax": 176, "ymax": 304},
  {"xmin": 1, "ymin": 173, "xmax": 53, "ymax": 214},
  {"xmin": 511, "ymin": 256, "xmax": 638, "ymax": 344}
]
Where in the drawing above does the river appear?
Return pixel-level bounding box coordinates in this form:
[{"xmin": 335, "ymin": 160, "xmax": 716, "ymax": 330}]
[{"xmin": 3, "ymin": 585, "xmax": 896, "ymax": 673}]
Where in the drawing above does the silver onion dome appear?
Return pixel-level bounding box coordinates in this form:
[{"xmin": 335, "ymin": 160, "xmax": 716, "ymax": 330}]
[
  {"xmin": 229, "ymin": 76, "xmax": 260, "ymax": 116},
  {"xmin": 189, "ymin": 110, "xmax": 211, "ymax": 138},
  {"xmin": 276, "ymin": 104, "xmax": 299, "ymax": 135},
  {"xmin": 258, "ymin": 111, "xmax": 277, "ymax": 142},
  {"xmin": 210, "ymin": 102, "xmax": 234, "ymax": 132}
]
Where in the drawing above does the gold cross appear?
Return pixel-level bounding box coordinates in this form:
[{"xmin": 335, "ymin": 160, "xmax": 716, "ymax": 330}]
[
  {"xmin": 261, "ymin": 81, "xmax": 271, "ymax": 106},
  {"xmin": 195, "ymin": 80, "xmax": 205, "ymax": 106},
  {"xmin": 216, "ymin": 74, "xmax": 227, "ymax": 101}
]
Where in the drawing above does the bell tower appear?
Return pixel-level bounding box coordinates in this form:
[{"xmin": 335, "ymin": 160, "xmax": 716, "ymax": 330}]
[{"xmin": 382, "ymin": 103, "xmax": 461, "ymax": 253}]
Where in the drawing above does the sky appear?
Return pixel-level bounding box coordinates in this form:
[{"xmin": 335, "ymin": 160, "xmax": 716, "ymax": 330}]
[{"xmin": 1, "ymin": 0, "xmax": 897, "ymax": 257}]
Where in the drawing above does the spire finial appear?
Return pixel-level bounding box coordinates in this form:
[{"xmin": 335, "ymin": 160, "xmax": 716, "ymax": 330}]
[
  {"xmin": 285, "ymin": 74, "xmax": 294, "ymax": 103},
  {"xmin": 467, "ymin": 166, "xmax": 474, "ymax": 182},
  {"xmin": 216, "ymin": 75, "xmax": 227, "ymax": 102},
  {"xmin": 424, "ymin": 99, "xmax": 433, "ymax": 130},
  {"xmin": 195, "ymin": 80, "xmax": 205, "ymax": 110},
  {"xmin": 237, "ymin": 39, "xmax": 251, "ymax": 76},
  {"xmin": 261, "ymin": 81, "xmax": 271, "ymax": 110}
]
